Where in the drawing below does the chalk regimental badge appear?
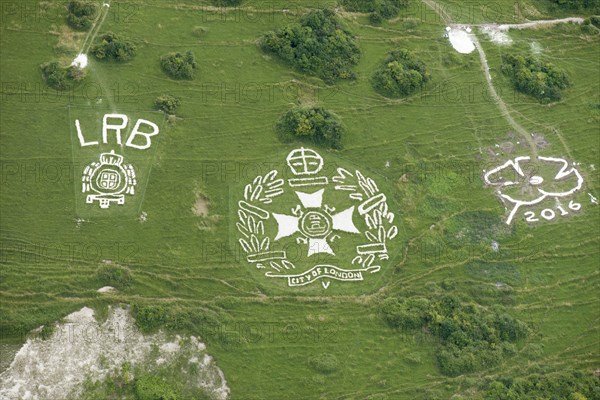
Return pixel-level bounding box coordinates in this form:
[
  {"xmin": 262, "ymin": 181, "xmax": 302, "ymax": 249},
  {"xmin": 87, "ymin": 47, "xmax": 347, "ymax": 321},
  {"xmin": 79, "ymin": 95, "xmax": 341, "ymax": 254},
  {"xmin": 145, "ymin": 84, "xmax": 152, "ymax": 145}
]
[
  {"xmin": 236, "ymin": 148, "xmax": 398, "ymax": 289},
  {"xmin": 82, "ymin": 150, "xmax": 137, "ymax": 209}
]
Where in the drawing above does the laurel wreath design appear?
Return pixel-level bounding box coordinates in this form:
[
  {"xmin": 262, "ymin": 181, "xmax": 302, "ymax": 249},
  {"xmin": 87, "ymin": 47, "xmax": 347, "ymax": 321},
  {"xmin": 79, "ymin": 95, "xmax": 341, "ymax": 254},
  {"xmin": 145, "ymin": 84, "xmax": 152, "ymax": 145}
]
[
  {"xmin": 236, "ymin": 170, "xmax": 292, "ymax": 272},
  {"xmin": 332, "ymin": 168, "xmax": 398, "ymax": 271},
  {"xmin": 237, "ymin": 165, "xmax": 397, "ymax": 280}
]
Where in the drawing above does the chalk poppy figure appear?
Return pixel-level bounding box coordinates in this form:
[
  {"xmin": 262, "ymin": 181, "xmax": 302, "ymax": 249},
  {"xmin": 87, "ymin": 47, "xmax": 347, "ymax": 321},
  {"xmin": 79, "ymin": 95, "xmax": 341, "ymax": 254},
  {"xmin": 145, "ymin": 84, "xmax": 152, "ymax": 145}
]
[{"xmin": 484, "ymin": 156, "xmax": 583, "ymax": 224}]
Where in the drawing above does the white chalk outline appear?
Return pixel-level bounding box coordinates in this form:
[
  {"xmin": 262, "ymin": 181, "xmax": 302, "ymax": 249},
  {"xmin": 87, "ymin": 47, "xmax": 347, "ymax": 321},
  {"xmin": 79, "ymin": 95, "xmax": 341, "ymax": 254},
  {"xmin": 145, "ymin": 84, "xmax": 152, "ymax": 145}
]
[
  {"xmin": 82, "ymin": 150, "xmax": 137, "ymax": 209},
  {"xmin": 484, "ymin": 156, "xmax": 584, "ymax": 224},
  {"xmin": 236, "ymin": 148, "xmax": 397, "ymax": 289}
]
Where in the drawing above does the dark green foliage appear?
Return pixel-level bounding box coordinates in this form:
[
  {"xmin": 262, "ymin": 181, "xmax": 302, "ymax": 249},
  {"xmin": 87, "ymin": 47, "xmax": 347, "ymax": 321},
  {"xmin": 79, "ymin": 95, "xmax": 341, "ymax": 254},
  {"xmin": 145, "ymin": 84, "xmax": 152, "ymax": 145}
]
[
  {"xmin": 154, "ymin": 94, "xmax": 181, "ymax": 114},
  {"xmin": 160, "ymin": 51, "xmax": 198, "ymax": 79},
  {"xmin": 372, "ymin": 49, "xmax": 429, "ymax": 98},
  {"xmin": 212, "ymin": 0, "xmax": 243, "ymax": 6},
  {"xmin": 132, "ymin": 304, "xmax": 169, "ymax": 332},
  {"xmin": 309, "ymin": 353, "xmax": 339, "ymax": 374},
  {"xmin": 41, "ymin": 61, "xmax": 86, "ymax": 90},
  {"xmin": 591, "ymin": 15, "xmax": 600, "ymax": 28},
  {"xmin": 90, "ymin": 32, "xmax": 137, "ymax": 62},
  {"xmin": 260, "ymin": 9, "xmax": 360, "ymax": 83},
  {"xmin": 135, "ymin": 375, "xmax": 179, "ymax": 400},
  {"xmin": 132, "ymin": 304, "xmax": 221, "ymax": 334},
  {"xmin": 66, "ymin": 1, "xmax": 98, "ymax": 30},
  {"xmin": 501, "ymin": 53, "xmax": 571, "ymax": 102},
  {"xmin": 340, "ymin": 0, "xmax": 409, "ymax": 22},
  {"xmin": 483, "ymin": 370, "xmax": 600, "ymax": 399},
  {"xmin": 550, "ymin": 0, "xmax": 600, "ymax": 12},
  {"xmin": 380, "ymin": 295, "xmax": 529, "ymax": 376},
  {"xmin": 276, "ymin": 106, "xmax": 344, "ymax": 149},
  {"xmin": 96, "ymin": 264, "xmax": 133, "ymax": 290}
]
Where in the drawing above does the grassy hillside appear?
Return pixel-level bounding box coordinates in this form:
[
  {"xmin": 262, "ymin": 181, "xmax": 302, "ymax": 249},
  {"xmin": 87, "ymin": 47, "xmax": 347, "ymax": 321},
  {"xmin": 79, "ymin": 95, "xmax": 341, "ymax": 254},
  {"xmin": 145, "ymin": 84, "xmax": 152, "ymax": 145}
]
[{"xmin": 1, "ymin": 0, "xmax": 598, "ymax": 398}]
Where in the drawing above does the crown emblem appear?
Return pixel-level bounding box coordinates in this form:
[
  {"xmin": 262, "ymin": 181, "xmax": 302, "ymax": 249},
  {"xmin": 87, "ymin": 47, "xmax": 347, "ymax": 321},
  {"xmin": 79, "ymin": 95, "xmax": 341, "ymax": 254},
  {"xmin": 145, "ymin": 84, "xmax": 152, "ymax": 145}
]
[{"xmin": 82, "ymin": 150, "xmax": 137, "ymax": 209}]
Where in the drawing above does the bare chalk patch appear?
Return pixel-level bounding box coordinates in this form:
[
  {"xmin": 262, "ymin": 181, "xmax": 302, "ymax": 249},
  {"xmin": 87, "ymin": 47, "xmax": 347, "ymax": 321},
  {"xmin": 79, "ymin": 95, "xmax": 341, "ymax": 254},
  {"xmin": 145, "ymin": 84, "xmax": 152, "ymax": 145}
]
[
  {"xmin": 0, "ymin": 306, "xmax": 229, "ymax": 400},
  {"xmin": 71, "ymin": 53, "xmax": 88, "ymax": 69},
  {"xmin": 446, "ymin": 26, "xmax": 475, "ymax": 54},
  {"xmin": 193, "ymin": 194, "xmax": 210, "ymax": 217},
  {"xmin": 481, "ymin": 26, "xmax": 512, "ymax": 45}
]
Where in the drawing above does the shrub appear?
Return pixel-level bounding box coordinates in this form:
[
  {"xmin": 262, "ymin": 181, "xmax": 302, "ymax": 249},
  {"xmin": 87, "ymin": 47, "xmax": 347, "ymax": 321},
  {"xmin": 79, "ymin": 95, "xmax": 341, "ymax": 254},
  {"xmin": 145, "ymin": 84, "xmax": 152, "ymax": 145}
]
[
  {"xmin": 260, "ymin": 9, "xmax": 360, "ymax": 83},
  {"xmin": 501, "ymin": 53, "xmax": 570, "ymax": 102},
  {"xmin": 90, "ymin": 32, "xmax": 137, "ymax": 62},
  {"xmin": 483, "ymin": 370, "xmax": 600, "ymax": 399},
  {"xmin": 160, "ymin": 51, "xmax": 197, "ymax": 79},
  {"xmin": 309, "ymin": 353, "xmax": 339, "ymax": 374},
  {"xmin": 380, "ymin": 294, "xmax": 529, "ymax": 376},
  {"xmin": 96, "ymin": 264, "xmax": 132, "ymax": 290},
  {"xmin": 66, "ymin": 1, "xmax": 98, "ymax": 30},
  {"xmin": 372, "ymin": 49, "xmax": 429, "ymax": 98},
  {"xmin": 135, "ymin": 375, "xmax": 179, "ymax": 400},
  {"xmin": 550, "ymin": 0, "xmax": 600, "ymax": 12},
  {"xmin": 212, "ymin": 0, "xmax": 242, "ymax": 5},
  {"xmin": 133, "ymin": 304, "xmax": 168, "ymax": 332},
  {"xmin": 41, "ymin": 61, "xmax": 86, "ymax": 90},
  {"xmin": 340, "ymin": 0, "xmax": 409, "ymax": 21},
  {"xmin": 276, "ymin": 106, "xmax": 344, "ymax": 149},
  {"xmin": 155, "ymin": 94, "xmax": 181, "ymax": 114}
]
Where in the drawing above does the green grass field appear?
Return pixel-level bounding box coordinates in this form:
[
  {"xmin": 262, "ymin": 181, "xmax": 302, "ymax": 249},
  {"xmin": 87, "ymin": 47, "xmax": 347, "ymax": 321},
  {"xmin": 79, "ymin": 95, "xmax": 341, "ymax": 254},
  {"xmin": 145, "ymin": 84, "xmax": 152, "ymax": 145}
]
[{"xmin": 1, "ymin": 0, "xmax": 599, "ymax": 399}]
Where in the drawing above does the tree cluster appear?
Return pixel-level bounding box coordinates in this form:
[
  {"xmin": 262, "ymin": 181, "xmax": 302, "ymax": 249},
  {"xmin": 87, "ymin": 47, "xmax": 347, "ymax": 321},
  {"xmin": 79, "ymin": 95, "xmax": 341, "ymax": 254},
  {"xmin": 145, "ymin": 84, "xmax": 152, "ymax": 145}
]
[
  {"xmin": 372, "ymin": 48, "xmax": 430, "ymax": 98},
  {"xmin": 340, "ymin": 0, "xmax": 410, "ymax": 23},
  {"xmin": 276, "ymin": 106, "xmax": 344, "ymax": 149},
  {"xmin": 484, "ymin": 370, "xmax": 600, "ymax": 400},
  {"xmin": 550, "ymin": 0, "xmax": 600, "ymax": 12},
  {"xmin": 260, "ymin": 9, "xmax": 360, "ymax": 83},
  {"xmin": 41, "ymin": 61, "xmax": 86, "ymax": 90},
  {"xmin": 160, "ymin": 51, "xmax": 198, "ymax": 80},
  {"xmin": 91, "ymin": 32, "xmax": 137, "ymax": 62},
  {"xmin": 380, "ymin": 294, "xmax": 529, "ymax": 376},
  {"xmin": 66, "ymin": 1, "xmax": 98, "ymax": 30},
  {"xmin": 501, "ymin": 53, "xmax": 570, "ymax": 102}
]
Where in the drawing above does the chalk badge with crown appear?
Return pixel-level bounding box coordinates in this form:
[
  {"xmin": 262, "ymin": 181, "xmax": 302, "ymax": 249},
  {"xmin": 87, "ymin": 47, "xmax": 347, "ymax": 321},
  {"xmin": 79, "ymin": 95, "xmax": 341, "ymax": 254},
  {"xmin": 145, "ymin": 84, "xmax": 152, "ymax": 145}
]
[
  {"xmin": 82, "ymin": 150, "xmax": 137, "ymax": 209},
  {"xmin": 236, "ymin": 147, "xmax": 399, "ymax": 290}
]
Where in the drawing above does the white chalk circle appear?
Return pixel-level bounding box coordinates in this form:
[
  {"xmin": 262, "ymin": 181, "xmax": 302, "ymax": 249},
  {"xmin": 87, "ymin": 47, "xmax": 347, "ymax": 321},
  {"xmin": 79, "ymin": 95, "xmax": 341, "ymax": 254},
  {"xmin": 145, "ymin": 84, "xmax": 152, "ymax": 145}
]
[{"xmin": 529, "ymin": 176, "xmax": 543, "ymax": 185}]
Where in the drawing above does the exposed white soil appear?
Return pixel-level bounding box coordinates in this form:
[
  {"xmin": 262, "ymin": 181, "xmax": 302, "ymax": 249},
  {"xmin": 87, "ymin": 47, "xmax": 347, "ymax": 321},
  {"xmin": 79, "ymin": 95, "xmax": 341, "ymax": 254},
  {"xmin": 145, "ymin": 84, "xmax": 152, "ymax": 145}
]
[
  {"xmin": 96, "ymin": 286, "xmax": 116, "ymax": 293},
  {"xmin": 0, "ymin": 306, "xmax": 229, "ymax": 400}
]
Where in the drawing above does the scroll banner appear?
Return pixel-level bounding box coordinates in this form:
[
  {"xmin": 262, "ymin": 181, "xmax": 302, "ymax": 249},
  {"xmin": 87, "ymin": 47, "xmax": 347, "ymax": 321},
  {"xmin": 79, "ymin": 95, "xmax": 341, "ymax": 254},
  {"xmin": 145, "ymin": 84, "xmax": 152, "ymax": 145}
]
[{"xmin": 265, "ymin": 264, "xmax": 380, "ymax": 287}]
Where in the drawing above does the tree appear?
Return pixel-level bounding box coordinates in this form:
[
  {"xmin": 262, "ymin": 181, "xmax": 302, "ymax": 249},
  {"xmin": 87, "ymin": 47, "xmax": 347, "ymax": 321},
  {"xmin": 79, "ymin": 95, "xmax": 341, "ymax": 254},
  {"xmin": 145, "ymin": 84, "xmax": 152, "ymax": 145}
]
[
  {"xmin": 90, "ymin": 32, "xmax": 137, "ymax": 62},
  {"xmin": 372, "ymin": 48, "xmax": 430, "ymax": 97},
  {"xmin": 276, "ymin": 106, "xmax": 344, "ymax": 149},
  {"xmin": 260, "ymin": 9, "xmax": 360, "ymax": 83},
  {"xmin": 160, "ymin": 51, "xmax": 198, "ymax": 79},
  {"xmin": 66, "ymin": 1, "xmax": 98, "ymax": 30},
  {"xmin": 501, "ymin": 53, "xmax": 570, "ymax": 102},
  {"xmin": 41, "ymin": 61, "xmax": 87, "ymax": 90}
]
